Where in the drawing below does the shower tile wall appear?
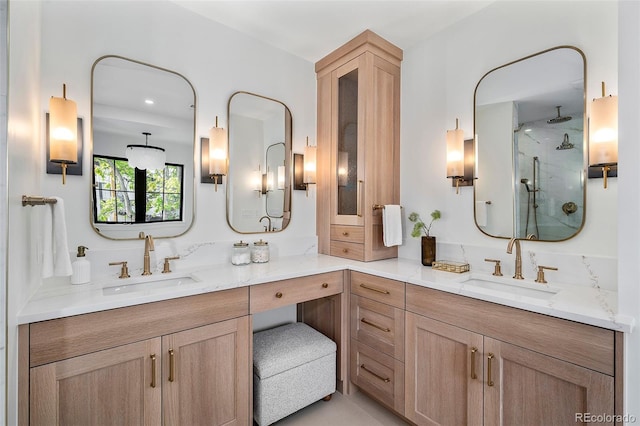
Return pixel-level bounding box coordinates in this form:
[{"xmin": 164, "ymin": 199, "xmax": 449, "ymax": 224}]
[{"xmin": 517, "ymin": 116, "xmax": 584, "ymax": 240}]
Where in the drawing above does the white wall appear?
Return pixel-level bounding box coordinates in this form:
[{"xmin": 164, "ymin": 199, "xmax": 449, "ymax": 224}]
[
  {"xmin": 6, "ymin": 0, "xmax": 317, "ymax": 422},
  {"xmin": 6, "ymin": 1, "xmax": 43, "ymax": 423},
  {"xmin": 400, "ymin": 0, "xmax": 618, "ymax": 259},
  {"xmin": 618, "ymin": 0, "xmax": 640, "ymax": 417}
]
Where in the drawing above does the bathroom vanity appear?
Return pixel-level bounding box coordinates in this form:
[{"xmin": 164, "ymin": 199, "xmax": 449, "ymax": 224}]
[{"xmin": 17, "ymin": 255, "xmax": 629, "ymax": 426}]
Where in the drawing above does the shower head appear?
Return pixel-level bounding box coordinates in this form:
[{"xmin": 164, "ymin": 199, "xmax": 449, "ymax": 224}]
[
  {"xmin": 520, "ymin": 178, "xmax": 533, "ymax": 193},
  {"xmin": 547, "ymin": 106, "xmax": 572, "ymax": 124}
]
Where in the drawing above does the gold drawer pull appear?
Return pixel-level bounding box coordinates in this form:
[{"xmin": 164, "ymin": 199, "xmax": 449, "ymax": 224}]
[
  {"xmin": 470, "ymin": 347, "xmax": 478, "ymax": 380},
  {"xmin": 342, "ymin": 248, "xmax": 349, "ymax": 253},
  {"xmin": 359, "ymin": 283, "xmax": 390, "ymax": 295},
  {"xmin": 150, "ymin": 354, "xmax": 157, "ymax": 388},
  {"xmin": 342, "ymin": 231, "xmax": 349, "ymax": 236},
  {"xmin": 360, "ymin": 364, "xmax": 390, "ymax": 383},
  {"xmin": 361, "ymin": 318, "xmax": 391, "ymax": 332},
  {"xmin": 169, "ymin": 349, "xmax": 175, "ymax": 382},
  {"xmin": 275, "ymin": 292, "xmax": 283, "ymax": 298},
  {"xmin": 322, "ymin": 282, "xmax": 329, "ymax": 288},
  {"xmin": 487, "ymin": 353, "xmax": 495, "ymax": 387}
]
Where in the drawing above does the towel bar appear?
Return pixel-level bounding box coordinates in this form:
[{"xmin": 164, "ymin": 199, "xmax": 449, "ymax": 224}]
[
  {"xmin": 372, "ymin": 204, "xmax": 403, "ymax": 211},
  {"xmin": 22, "ymin": 195, "xmax": 58, "ymax": 207}
]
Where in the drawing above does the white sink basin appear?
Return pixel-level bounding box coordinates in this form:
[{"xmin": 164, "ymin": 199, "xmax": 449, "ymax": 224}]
[
  {"xmin": 461, "ymin": 276, "xmax": 558, "ymax": 300},
  {"xmin": 102, "ymin": 275, "xmax": 197, "ymax": 296}
]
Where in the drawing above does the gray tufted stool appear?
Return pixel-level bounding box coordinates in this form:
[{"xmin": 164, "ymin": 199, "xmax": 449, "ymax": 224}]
[{"xmin": 253, "ymin": 322, "xmax": 336, "ymax": 425}]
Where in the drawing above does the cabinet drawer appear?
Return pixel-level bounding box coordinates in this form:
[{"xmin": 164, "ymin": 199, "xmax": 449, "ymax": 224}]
[
  {"xmin": 351, "ymin": 295, "xmax": 404, "ymax": 360},
  {"xmin": 406, "ymin": 284, "xmax": 615, "ymax": 375},
  {"xmin": 350, "ymin": 271, "xmax": 405, "ymax": 309},
  {"xmin": 330, "ymin": 225, "xmax": 364, "ymax": 244},
  {"xmin": 29, "ymin": 288, "xmax": 249, "ymax": 367},
  {"xmin": 350, "ymin": 340, "xmax": 404, "ymax": 415},
  {"xmin": 250, "ymin": 271, "xmax": 343, "ymax": 313},
  {"xmin": 330, "ymin": 240, "xmax": 364, "ymax": 261}
]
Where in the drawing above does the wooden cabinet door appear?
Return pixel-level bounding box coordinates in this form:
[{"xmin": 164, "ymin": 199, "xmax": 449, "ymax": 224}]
[
  {"xmin": 30, "ymin": 338, "xmax": 161, "ymax": 426},
  {"xmin": 484, "ymin": 337, "xmax": 614, "ymax": 426},
  {"xmin": 405, "ymin": 312, "xmax": 483, "ymax": 426},
  {"xmin": 162, "ymin": 316, "xmax": 250, "ymax": 426}
]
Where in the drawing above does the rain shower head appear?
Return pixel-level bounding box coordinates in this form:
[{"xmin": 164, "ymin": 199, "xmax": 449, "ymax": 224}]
[{"xmin": 547, "ymin": 106, "xmax": 572, "ymax": 124}]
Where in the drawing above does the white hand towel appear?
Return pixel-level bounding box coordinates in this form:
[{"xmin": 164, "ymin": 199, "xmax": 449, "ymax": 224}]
[
  {"xmin": 476, "ymin": 201, "xmax": 488, "ymax": 227},
  {"xmin": 41, "ymin": 197, "xmax": 72, "ymax": 278},
  {"xmin": 382, "ymin": 205, "xmax": 403, "ymax": 247}
]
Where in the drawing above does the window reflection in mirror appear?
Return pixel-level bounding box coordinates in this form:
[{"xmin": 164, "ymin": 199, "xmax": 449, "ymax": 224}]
[
  {"xmin": 474, "ymin": 46, "xmax": 586, "ymax": 241},
  {"xmin": 91, "ymin": 56, "xmax": 195, "ymax": 239},
  {"xmin": 93, "ymin": 155, "xmax": 184, "ymax": 223},
  {"xmin": 227, "ymin": 92, "xmax": 292, "ymax": 233}
]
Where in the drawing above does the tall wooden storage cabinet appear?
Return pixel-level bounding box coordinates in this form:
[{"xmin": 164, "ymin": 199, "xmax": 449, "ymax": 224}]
[{"xmin": 315, "ymin": 30, "xmax": 402, "ymax": 261}]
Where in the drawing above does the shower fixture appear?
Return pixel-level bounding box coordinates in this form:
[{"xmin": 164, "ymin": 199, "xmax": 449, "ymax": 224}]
[
  {"xmin": 556, "ymin": 133, "xmax": 575, "ymax": 150},
  {"xmin": 547, "ymin": 106, "xmax": 572, "ymax": 124}
]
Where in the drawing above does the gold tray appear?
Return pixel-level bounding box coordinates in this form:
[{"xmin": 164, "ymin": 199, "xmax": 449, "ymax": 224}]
[{"xmin": 432, "ymin": 260, "xmax": 470, "ymax": 273}]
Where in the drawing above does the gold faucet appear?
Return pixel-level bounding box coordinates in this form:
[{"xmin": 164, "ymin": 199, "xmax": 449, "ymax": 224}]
[
  {"xmin": 140, "ymin": 232, "xmax": 155, "ymax": 275},
  {"xmin": 506, "ymin": 234, "xmax": 536, "ymax": 280}
]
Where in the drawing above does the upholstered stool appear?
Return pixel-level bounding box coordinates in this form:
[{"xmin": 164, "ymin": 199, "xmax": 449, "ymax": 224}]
[{"xmin": 253, "ymin": 322, "xmax": 336, "ymax": 425}]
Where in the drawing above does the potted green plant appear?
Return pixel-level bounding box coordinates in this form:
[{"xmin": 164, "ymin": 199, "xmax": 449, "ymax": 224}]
[{"xmin": 409, "ymin": 210, "xmax": 441, "ymax": 266}]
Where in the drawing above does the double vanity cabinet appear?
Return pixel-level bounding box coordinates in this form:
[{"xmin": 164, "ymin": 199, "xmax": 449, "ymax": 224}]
[{"xmin": 19, "ymin": 265, "xmax": 622, "ymax": 425}]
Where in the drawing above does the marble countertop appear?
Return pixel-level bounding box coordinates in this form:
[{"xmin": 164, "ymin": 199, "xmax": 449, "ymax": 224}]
[{"xmin": 18, "ymin": 254, "xmax": 635, "ymax": 332}]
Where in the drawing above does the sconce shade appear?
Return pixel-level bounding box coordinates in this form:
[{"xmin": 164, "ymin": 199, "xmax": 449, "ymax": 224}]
[
  {"xmin": 126, "ymin": 132, "xmax": 166, "ymax": 170},
  {"xmin": 49, "ymin": 89, "xmax": 78, "ymax": 164},
  {"xmin": 589, "ymin": 94, "xmax": 618, "ymax": 166},
  {"xmin": 277, "ymin": 165, "xmax": 285, "ymax": 190},
  {"xmin": 208, "ymin": 121, "xmax": 227, "ymax": 176},
  {"xmin": 303, "ymin": 145, "xmax": 317, "ymax": 184},
  {"xmin": 446, "ymin": 127, "xmax": 465, "ymax": 178}
]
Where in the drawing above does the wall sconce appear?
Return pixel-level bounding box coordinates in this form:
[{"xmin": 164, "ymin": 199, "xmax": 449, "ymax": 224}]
[
  {"xmin": 200, "ymin": 116, "xmax": 227, "ymax": 191},
  {"xmin": 303, "ymin": 136, "xmax": 317, "ymax": 197},
  {"xmin": 277, "ymin": 165, "xmax": 285, "ymax": 190},
  {"xmin": 589, "ymin": 81, "xmax": 618, "ymax": 189},
  {"xmin": 252, "ymin": 165, "xmax": 267, "ymax": 196},
  {"xmin": 126, "ymin": 132, "xmax": 166, "ymax": 170},
  {"xmin": 446, "ymin": 118, "xmax": 465, "ymax": 194},
  {"xmin": 48, "ymin": 84, "xmax": 78, "ymax": 184},
  {"xmin": 293, "ymin": 154, "xmax": 306, "ymax": 191}
]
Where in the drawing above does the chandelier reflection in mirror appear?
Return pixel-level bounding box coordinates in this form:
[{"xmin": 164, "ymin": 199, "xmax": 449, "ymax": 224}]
[{"xmin": 126, "ymin": 132, "xmax": 166, "ymax": 170}]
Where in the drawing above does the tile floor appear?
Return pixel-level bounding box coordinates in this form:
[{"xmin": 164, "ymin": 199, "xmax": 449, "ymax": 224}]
[{"xmin": 270, "ymin": 390, "xmax": 409, "ymax": 426}]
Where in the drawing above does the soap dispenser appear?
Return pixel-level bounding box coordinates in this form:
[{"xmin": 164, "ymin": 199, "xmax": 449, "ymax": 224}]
[{"xmin": 71, "ymin": 246, "xmax": 90, "ymax": 285}]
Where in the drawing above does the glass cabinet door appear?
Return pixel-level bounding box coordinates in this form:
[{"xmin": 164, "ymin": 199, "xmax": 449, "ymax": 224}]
[{"xmin": 336, "ymin": 68, "xmax": 360, "ymax": 218}]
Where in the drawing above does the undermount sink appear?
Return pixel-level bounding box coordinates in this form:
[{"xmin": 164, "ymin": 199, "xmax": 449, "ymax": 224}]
[
  {"xmin": 102, "ymin": 275, "xmax": 197, "ymax": 296},
  {"xmin": 461, "ymin": 276, "xmax": 558, "ymax": 300}
]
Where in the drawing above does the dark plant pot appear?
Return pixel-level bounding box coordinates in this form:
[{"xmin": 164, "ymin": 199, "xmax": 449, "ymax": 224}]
[{"xmin": 421, "ymin": 236, "xmax": 436, "ymax": 267}]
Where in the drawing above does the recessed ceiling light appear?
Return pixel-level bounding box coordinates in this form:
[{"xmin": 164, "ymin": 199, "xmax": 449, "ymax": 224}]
[
  {"xmin": 145, "ymin": 99, "xmax": 154, "ymax": 105},
  {"xmin": 524, "ymin": 128, "xmax": 532, "ymax": 132}
]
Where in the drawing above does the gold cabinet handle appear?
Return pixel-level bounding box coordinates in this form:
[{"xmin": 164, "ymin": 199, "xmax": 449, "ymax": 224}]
[
  {"xmin": 361, "ymin": 318, "xmax": 391, "ymax": 332},
  {"xmin": 359, "ymin": 283, "xmax": 390, "ymax": 295},
  {"xmin": 169, "ymin": 349, "xmax": 175, "ymax": 382},
  {"xmin": 357, "ymin": 180, "xmax": 363, "ymax": 217},
  {"xmin": 150, "ymin": 354, "xmax": 157, "ymax": 388},
  {"xmin": 322, "ymin": 282, "xmax": 329, "ymax": 288},
  {"xmin": 275, "ymin": 292, "xmax": 283, "ymax": 299},
  {"xmin": 470, "ymin": 347, "xmax": 478, "ymax": 380},
  {"xmin": 487, "ymin": 353, "xmax": 495, "ymax": 387},
  {"xmin": 360, "ymin": 364, "xmax": 390, "ymax": 383},
  {"xmin": 342, "ymin": 231, "xmax": 349, "ymax": 236},
  {"xmin": 342, "ymin": 248, "xmax": 349, "ymax": 253}
]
